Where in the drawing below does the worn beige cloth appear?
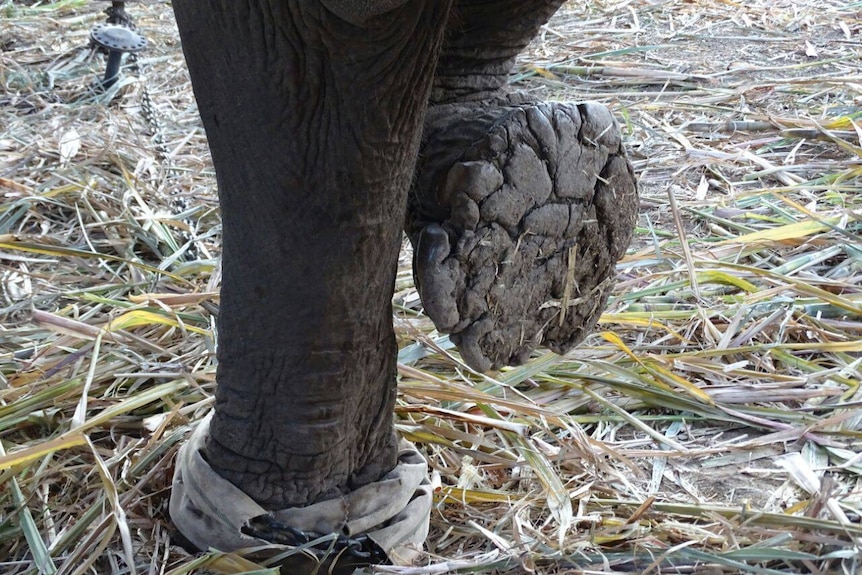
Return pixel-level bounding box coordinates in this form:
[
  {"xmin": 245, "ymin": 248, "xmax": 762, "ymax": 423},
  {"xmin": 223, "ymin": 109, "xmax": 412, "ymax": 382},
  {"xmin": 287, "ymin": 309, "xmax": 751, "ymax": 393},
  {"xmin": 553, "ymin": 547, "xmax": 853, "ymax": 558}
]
[{"xmin": 170, "ymin": 413, "xmax": 432, "ymax": 564}]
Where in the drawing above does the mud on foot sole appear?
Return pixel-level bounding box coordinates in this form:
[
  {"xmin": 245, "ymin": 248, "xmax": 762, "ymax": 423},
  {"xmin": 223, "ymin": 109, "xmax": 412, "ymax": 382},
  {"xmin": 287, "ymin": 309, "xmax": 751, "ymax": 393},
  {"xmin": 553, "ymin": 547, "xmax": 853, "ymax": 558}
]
[{"xmin": 408, "ymin": 98, "xmax": 638, "ymax": 372}]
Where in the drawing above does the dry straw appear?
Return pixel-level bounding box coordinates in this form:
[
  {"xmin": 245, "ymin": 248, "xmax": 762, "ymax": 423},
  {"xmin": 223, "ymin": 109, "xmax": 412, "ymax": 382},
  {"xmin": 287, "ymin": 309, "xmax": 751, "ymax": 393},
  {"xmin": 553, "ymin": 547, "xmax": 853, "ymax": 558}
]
[{"xmin": 1, "ymin": 0, "xmax": 860, "ymax": 573}]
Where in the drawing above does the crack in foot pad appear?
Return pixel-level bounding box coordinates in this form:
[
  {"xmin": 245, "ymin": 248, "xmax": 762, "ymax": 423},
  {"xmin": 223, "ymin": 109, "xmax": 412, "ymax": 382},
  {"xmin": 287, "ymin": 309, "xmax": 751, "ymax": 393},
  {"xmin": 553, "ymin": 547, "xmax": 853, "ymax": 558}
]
[{"xmin": 408, "ymin": 99, "xmax": 638, "ymax": 372}]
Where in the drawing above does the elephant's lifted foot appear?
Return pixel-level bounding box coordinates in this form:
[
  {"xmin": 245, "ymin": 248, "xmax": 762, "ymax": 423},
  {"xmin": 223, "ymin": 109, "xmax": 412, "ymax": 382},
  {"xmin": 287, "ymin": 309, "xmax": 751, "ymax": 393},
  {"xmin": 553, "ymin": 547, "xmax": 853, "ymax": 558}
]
[{"xmin": 408, "ymin": 96, "xmax": 638, "ymax": 372}]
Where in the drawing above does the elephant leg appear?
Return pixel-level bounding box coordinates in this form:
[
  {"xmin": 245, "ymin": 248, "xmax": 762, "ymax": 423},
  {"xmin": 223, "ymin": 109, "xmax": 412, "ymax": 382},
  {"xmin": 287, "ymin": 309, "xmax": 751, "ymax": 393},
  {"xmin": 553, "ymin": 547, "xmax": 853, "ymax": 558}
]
[
  {"xmin": 408, "ymin": 1, "xmax": 639, "ymax": 371},
  {"xmin": 431, "ymin": 0, "xmax": 567, "ymax": 104},
  {"xmin": 169, "ymin": 0, "xmax": 451, "ymax": 559}
]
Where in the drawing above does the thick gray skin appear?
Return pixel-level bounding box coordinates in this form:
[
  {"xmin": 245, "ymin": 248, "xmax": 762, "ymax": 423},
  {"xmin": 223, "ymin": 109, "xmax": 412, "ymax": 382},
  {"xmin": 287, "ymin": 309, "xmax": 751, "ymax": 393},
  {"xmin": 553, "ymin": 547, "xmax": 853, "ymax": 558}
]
[
  {"xmin": 172, "ymin": 0, "xmax": 452, "ymax": 510},
  {"xmin": 171, "ymin": 0, "xmax": 633, "ymax": 528}
]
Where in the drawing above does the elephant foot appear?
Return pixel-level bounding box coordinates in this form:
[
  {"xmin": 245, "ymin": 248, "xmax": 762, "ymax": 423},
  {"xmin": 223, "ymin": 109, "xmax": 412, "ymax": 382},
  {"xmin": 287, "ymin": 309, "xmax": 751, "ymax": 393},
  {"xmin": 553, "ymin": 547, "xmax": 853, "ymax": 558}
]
[
  {"xmin": 408, "ymin": 95, "xmax": 638, "ymax": 372},
  {"xmin": 170, "ymin": 414, "xmax": 432, "ymax": 568}
]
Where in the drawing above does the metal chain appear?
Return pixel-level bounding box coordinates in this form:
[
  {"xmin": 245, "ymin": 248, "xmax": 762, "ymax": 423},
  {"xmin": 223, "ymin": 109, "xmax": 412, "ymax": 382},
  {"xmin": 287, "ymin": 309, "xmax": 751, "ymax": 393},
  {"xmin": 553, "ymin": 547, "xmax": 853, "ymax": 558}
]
[
  {"xmin": 241, "ymin": 514, "xmax": 390, "ymax": 566},
  {"xmin": 134, "ymin": 57, "xmax": 169, "ymax": 157},
  {"xmin": 128, "ymin": 48, "xmax": 200, "ymax": 262}
]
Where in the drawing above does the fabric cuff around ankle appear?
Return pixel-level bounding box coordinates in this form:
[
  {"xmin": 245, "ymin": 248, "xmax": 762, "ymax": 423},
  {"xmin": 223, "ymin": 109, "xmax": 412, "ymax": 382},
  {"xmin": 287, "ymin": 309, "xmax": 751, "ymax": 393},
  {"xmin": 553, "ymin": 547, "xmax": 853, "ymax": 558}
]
[{"xmin": 169, "ymin": 412, "xmax": 433, "ymax": 565}]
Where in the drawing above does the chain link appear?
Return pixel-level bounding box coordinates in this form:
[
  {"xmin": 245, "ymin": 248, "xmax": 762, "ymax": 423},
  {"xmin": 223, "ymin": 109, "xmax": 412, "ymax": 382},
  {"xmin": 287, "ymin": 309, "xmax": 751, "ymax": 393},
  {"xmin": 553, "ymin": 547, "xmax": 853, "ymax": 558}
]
[
  {"xmin": 241, "ymin": 513, "xmax": 390, "ymax": 566},
  {"xmin": 127, "ymin": 50, "xmax": 200, "ymax": 261}
]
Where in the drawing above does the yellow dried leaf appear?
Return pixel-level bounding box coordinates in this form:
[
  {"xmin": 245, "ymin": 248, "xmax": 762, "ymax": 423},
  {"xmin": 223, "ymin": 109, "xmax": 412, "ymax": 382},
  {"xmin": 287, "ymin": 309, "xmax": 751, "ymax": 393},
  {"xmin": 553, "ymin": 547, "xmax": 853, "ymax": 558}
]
[
  {"xmin": 601, "ymin": 331, "xmax": 640, "ymax": 363},
  {"xmin": 531, "ymin": 66, "xmax": 559, "ymax": 80},
  {"xmin": 0, "ymin": 432, "xmax": 87, "ymax": 471},
  {"xmin": 722, "ymin": 218, "xmax": 835, "ymax": 245},
  {"xmin": 698, "ymin": 270, "xmax": 758, "ymax": 293},
  {"xmin": 437, "ymin": 487, "xmax": 515, "ymax": 504},
  {"xmin": 649, "ymin": 362, "xmax": 714, "ymax": 405},
  {"xmin": 105, "ymin": 310, "xmax": 208, "ymax": 335}
]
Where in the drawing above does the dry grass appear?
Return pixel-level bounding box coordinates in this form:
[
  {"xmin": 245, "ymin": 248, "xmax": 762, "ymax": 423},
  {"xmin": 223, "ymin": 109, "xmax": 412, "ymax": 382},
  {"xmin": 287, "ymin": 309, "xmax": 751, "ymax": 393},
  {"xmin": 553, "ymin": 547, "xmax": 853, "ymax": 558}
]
[{"xmin": 1, "ymin": 0, "xmax": 860, "ymax": 573}]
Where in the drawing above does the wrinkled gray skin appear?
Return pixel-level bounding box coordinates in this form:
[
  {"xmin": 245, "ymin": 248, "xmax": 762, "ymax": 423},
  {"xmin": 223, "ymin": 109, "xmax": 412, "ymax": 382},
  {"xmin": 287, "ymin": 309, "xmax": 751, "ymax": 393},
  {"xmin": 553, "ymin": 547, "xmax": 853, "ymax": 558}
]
[{"xmin": 171, "ymin": 0, "xmax": 635, "ymax": 532}]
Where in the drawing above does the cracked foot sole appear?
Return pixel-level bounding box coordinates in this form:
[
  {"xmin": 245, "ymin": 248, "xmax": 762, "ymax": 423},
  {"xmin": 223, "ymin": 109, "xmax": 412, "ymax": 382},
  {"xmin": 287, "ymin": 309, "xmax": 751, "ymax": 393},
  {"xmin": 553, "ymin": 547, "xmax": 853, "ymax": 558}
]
[{"xmin": 408, "ymin": 98, "xmax": 638, "ymax": 372}]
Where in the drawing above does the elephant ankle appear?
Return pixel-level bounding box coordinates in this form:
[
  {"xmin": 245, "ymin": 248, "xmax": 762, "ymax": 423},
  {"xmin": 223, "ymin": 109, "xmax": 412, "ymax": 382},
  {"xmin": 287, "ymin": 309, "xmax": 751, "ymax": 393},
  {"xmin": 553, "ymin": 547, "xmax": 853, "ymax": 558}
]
[
  {"xmin": 429, "ymin": 77, "xmax": 507, "ymax": 105},
  {"xmin": 200, "ymin": 426, "xmax": 399, "ymax": 510},
  {"xmin": 430, "ymin": 0, "xmax": 567, "ymax": 105}
]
